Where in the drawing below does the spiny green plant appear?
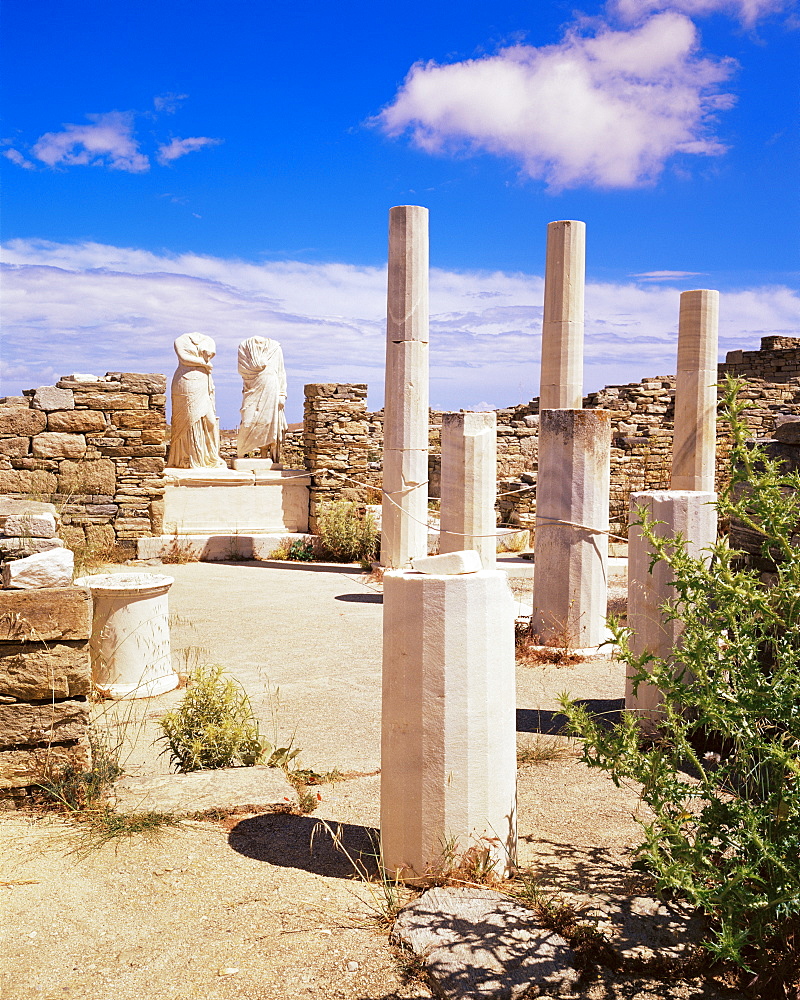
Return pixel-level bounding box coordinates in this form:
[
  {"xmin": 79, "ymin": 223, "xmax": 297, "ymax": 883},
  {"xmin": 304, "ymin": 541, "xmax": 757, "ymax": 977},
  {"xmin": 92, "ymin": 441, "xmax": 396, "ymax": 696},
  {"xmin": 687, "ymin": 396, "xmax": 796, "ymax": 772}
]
[
  {"xmin": 316, "ymin": 501, "xmax": 378, "ymax": 564},
  {"xmin": 157, "ymin": 663, "xmax": 277, "ymax": 772},
  {"xmin": 560, "ymin": 378, "xmax": 800, "ymax": 995}
]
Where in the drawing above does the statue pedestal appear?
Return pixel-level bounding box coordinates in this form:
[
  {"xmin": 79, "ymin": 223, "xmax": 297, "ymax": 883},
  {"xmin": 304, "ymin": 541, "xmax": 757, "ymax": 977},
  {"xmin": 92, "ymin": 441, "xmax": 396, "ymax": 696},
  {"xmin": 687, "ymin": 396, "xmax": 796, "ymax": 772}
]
[{"xmin": 162, "ymin": 467, "xmax": 310, "ymax": 534}]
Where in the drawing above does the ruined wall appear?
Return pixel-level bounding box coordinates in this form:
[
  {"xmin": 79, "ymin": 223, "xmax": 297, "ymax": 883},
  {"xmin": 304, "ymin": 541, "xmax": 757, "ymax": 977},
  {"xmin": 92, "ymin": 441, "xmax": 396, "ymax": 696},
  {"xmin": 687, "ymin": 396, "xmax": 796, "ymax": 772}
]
[
  {"xmin": 300, "ymin": 337, "xmax": 800, "ymax": 537},
  {"xmin": 0, "ymin": 374, "xmax": 167, "ymax": 554}
]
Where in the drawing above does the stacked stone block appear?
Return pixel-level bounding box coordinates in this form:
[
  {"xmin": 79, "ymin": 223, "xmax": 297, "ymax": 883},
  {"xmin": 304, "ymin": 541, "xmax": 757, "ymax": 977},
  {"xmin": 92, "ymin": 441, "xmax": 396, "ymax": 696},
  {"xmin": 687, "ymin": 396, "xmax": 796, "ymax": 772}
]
[
  {"xmin": 0, "ymin": 373, "xmax": 167, "ymax": 554},
  {"xmin": 302, "ymin": 384, "xmax": 373, "ymax": 531},
  {"xmin": 0, "ymin": 586, "xmax": 92, "ymax": 804}
]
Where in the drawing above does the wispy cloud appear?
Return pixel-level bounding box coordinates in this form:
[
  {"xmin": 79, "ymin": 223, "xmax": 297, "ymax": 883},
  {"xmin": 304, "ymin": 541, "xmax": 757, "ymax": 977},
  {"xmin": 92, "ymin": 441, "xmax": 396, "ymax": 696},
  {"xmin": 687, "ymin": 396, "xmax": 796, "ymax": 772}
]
[
  {"xmin": 609, "ymin": 0, "xmax": 792, "ymax": 28},
  {"xmin": 632, "ymin": 269, "xmax": 706, "ymax": 280},
  {"xmin": 376, "ymin": 12, "xmax": 736, "ymax": 190},
  {"xmin": 31, "ymin": 111, "xmax": 150, "ymax": 172},
  {"xmin": 153, "ymin": 92, "xmax": 189, "ymax": 113},
  {"xmin": 1, "ymin": 239, "xmax": 798, "ymax": 426},
  {"xmin": 2, "ymin": 148, "xmax": 35, "ymax": 170},
  {"xmin": 156, "ymin": 136, "xmax": 223, "ymax": 164}
]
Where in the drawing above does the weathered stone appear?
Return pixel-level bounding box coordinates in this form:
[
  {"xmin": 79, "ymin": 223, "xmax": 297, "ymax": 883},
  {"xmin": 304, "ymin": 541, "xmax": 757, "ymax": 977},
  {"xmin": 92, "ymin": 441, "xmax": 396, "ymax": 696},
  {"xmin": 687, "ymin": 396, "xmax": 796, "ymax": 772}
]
[
  {"xmin": 775, "ymin": 418, "xmax": 800, "ymax": 444},
  {"xmin": 0, "ymin": 641, "xmax": 90, "ymax": 699},
  {"xmin": 0, "ymin": 588, "xmax": 91, "ymax": 641},
  {"xmin": 0, "ymin": 408, "xmax": 46, "ymax": 437},
  {"xmin": 113, "ymin": 765, "xmax": 297, "ymax": 815},
  {"xmin": 58, "ymin": 458, "xmax": 116, "ymax": 496},
  {"xmin": 0, "ymin": 537, "xmax": 64, "ymax": 560},
  {"xmin": 46, "ymin": 410, "xmax": 106, "ymax": 433},
  {"xmin": 73, "ymin": 392, "xmax": 147, "ymax": 410},
  {"xmin": 0, "ymin": 740, "xmax": 89, "ymax": 790},
  {"xmin": 3, "ymin": 548, "xmax": 74, "ymax": 589},
  {"xmin": 105, "ymin": 373, "xmax": 168, "ymax": 394},
  {"xmin": 0, "ymin": 437, "xmax": 29, "ymax": 457},
  {"xmin": 392, "ymin": 887, "xmax": 577, "ymax": 999},
  {"xmin": 0, "ymin": 700, "xmax": 89, "ymax": 748},
  {"xmin": 128, "ymin": 457, "xmax": 165, "ymax": 474},
  {"xmin": 31, "ymin": 386, "xmax": 74, "ymax": 412},
  {"xmin": 0, "ymin": 513, "xmax": 57, "ymax": 538},
  {"xmin": 32, "ymin": 433, "xmax": 87, "ymax": 459},
  {"xmin": 587, "ymin": 893, "xmax": 707, "ymax": 962},
  {"xmin": 0, "ymin": 499, "xmax": 58, "ymax": 527}
]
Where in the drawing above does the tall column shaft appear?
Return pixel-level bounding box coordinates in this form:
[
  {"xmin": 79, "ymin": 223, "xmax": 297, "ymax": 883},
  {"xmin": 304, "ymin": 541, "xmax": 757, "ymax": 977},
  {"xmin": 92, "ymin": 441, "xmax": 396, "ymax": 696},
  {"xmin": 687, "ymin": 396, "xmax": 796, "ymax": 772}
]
[
  {"xmin": 671, "ymin": 289, "xmax": 719, "ymax": 492},
  {"xmin": 381, "ymin": 205, "xmax": 429, "ymax": 568},
  {"xmin": 539, "ymin": 220, "xmax": 585, "ymax": 410},
  {"xmin": 532, "ymin": 409, "xmax": 611, "ymax": 648},
  {"xmin": 440, "ymin": 411, "xmax": 497, "ymax": 569},
  {"xmin": 381, "ymin": 568, "xmax": 517, "ymax": 880},
  {"xmin": 627, "ymin": 490, "xmax": 717, "ymax": 719}
]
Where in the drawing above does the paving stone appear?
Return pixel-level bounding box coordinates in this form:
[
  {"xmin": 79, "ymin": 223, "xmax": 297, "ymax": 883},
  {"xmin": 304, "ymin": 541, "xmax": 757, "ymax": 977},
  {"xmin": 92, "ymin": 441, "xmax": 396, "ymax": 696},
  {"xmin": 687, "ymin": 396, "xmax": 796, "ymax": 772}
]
[
  {"xmin": 392, "ymin": 886, "xmax": 577, "ymax": 999},
  {"xmin": 113, "ymin": 765, "xmax": 299, "ymax": 816}
]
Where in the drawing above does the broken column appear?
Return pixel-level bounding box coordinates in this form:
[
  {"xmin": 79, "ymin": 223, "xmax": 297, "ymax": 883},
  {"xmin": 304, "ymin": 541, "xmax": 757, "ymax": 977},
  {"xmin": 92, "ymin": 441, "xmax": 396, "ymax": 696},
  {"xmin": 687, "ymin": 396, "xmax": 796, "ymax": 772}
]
[
  {"xmin": 381, "ymin": 551, "xmax": 517, "ymax": 880},
  {"xmin": 439, "ymin": 411, "xmax": 497, "ymax": 570},
  {"xmin": 671, "ymin": 289, "xmax": 719, "ymax": 492},
  {"xmin": 532, "ymin": 410, "xmax": 611, "ymax": 648},
  {"xmin": 539, "ymin": 220, "xmax": 585, "ymax": 410},
  {"xmin": 381, "ymin": 205, "xmax": 430, "ymax": 568},
  {"xmin": 626, "ymin": 491, "xmax": 717, "ymax": 719}
]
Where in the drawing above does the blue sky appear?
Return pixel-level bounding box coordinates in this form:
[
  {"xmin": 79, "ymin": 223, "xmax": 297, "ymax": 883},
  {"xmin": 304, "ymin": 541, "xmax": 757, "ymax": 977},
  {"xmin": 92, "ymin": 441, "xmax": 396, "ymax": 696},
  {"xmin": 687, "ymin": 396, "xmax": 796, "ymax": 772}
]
[{"xmin": 1, "ymin": 0, "xmax": 798, "ymax": 426}]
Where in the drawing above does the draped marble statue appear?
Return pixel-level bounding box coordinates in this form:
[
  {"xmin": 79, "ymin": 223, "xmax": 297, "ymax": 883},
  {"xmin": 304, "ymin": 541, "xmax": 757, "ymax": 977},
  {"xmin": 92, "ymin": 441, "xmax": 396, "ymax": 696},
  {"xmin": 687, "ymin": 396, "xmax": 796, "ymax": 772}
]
[
  {"xmin": 236, "ymin": 337, "xmax": 288, "ymax": 463},
  {"xmin": 167, "ymin": 333, "xmax": 227, "ymax": 470}
]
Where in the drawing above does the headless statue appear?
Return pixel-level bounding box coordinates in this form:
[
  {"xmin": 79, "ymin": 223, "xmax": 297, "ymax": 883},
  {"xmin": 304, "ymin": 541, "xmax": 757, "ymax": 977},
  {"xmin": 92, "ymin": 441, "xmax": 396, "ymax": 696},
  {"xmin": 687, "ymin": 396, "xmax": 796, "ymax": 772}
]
[
  {"xmin": 236, "ymin": 337, "xmax": 288, "ymax": 464},
  {"xmin": 167, "ymin": 333, "xmax": 227, "ymax": 470}
]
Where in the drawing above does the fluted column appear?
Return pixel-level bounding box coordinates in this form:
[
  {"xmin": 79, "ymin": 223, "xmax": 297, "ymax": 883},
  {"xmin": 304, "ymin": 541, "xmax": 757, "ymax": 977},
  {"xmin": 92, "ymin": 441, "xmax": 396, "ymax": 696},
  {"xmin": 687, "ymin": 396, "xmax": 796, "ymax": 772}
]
[{"xmin": 439, "ymin": 411, "xmax": 497, "ymax": 569}]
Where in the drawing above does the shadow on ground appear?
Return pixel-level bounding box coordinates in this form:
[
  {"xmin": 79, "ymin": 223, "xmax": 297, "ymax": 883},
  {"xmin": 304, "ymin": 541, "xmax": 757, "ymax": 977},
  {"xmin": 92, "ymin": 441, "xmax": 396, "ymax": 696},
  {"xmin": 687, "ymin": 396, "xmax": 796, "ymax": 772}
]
[
  {"xmin": 335, "ymin": 593, "xmax": 383, "ymax": 603},
  {"xmin": 228, "ymin": 813, "xmax": 381, "ymax": 878},
  {"xmin": 517, "ymin": 699, "xmax": 624, "ymax": 735}
]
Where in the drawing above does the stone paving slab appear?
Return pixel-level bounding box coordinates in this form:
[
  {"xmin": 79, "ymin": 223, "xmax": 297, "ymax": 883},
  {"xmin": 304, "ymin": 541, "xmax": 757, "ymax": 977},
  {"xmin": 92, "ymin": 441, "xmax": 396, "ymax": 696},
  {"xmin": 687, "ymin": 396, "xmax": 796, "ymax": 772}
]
[
  {"xmin": 112, "ymin": 764, "xmax": 297, "ymax": 815},
  {"xmin": 392, "ymin": 886, "xmax": 579, "ymax": 999}
]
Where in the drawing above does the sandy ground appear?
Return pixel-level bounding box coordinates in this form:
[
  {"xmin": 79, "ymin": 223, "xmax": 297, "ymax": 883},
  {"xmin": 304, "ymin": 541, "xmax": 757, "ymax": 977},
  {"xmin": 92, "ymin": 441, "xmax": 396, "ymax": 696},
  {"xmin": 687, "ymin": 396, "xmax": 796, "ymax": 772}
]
[{"xmin": 0, "ymin": 560, "xmax": 739, "ymax": 999}]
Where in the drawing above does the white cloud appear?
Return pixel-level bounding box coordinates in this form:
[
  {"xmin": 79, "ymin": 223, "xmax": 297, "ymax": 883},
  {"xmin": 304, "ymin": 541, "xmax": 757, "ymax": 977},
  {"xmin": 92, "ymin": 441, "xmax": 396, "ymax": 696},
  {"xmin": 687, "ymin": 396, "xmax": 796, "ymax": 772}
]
[
  {"xmin": 609, "ymin": 0, "xmax": 791, "ymax": 28},
  {"xmin": 31, "ymin": 111, "xmax": 150, "ymax": 172},
  {"xmin": 377, "ymin": 12, "xmax": 736, "ymax": 190},
  {"xmin": 153, "ymin": 93, "xmax": 189, "ymax": 113},
  {"xmin": 632, "ymin": 269, "xmax": 705, "ymax": 280},
  {"xmin": 1, "ymin": 239, "xmax": 798, "ymax": 428},
  {"xmin": 156, "ymin": 136, "xmax": 223, "ymax": 164},
  {"xmin": 2, "ymin": 148, "xmax": 35, "ymax": 170}
]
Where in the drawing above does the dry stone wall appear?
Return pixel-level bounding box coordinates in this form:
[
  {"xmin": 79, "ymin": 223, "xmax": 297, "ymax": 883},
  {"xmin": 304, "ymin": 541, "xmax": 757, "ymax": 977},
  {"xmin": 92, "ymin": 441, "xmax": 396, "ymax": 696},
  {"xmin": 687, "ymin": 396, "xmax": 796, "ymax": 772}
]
[
  {"xmin": 0, "ymin": 374, "xmax": 167, "ymax": 555},
  {"xmin": 0, "ymin": 585, "xmax": 92, "ymax": 805},
  {"xmin": 300, "ymin": 337, "xmax": 800, "ymax": 538}
]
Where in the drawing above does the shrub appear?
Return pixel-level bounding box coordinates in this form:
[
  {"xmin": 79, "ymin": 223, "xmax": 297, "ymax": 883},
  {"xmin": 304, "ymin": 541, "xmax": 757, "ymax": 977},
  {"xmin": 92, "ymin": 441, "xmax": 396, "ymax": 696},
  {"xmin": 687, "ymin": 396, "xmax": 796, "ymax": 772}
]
[
  {"xmin": 560, "ymin": 380, "xmax": 800, "ymax": 993},
  {"xmin": 157, "ymin": 664, "xmax": 271, "ymax": 772},
  {"xmin": 316, "ymin": 501, "xmax": 378, "ymax": 564}
]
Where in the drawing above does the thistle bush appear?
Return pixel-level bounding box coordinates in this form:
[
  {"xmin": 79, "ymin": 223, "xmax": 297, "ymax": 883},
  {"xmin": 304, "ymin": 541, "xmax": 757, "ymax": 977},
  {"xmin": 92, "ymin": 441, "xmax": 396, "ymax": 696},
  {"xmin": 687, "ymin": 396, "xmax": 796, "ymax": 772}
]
[
  {"xmin": 316, "ymin": 500, "xmax": 378, "ymax": 564},
  {"xmin": 561, "ymin": 380, "xmax": 800, "ymax": 991},
  {"xmin": 158, "ymin": 664, "xmax": 271, "ymax": 772}
]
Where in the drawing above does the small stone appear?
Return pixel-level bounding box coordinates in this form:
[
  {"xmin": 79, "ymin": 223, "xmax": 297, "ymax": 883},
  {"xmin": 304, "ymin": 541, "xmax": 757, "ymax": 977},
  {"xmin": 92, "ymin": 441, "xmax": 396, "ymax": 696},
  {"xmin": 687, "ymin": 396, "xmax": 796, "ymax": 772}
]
[
  {"xmin": 346, "ymin": 961, "xmax": 359, "ymax": 972},
  {"xmin": 31, "ymin": 385, "xmax": 74, "ymax": 412},
  {"xmin": 218, "ymin": 968, "xmax": 239, "ymax": 976},
  {"xmin": 2, "ymin": 548, "xmax": 74, "ymax": 589},
  {"xmin": 412, "ymin": 550, "xmax": 483, "ymax": 575}
]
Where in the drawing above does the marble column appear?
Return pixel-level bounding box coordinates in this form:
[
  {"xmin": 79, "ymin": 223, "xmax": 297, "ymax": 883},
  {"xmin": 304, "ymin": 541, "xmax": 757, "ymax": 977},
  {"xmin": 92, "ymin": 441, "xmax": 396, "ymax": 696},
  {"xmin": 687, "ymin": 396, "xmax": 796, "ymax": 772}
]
[
  {"xmin": 381, "ymin": 562, "xmax": 517, "ymax": 880},
  {"xmin": 626, "ymin": 490, "xmax": 717, "ymax": 720},
  {"xmin": 539, "ymin": 220, "xmax": 586, "ymax": 411},
  {"xmin": 532, "ymin": 409, "xmax": 611, "ymax": 648},
  {"xmin": 439, "ymin": 411, "xmax": 497, "ymax": 570},
  {"xmin": 381, "ymin": 205, "xmax": 430, "ymax": 568},
  {"xmin": 671, "ymin": 289, "xmax": 719, "ymax": 492}
]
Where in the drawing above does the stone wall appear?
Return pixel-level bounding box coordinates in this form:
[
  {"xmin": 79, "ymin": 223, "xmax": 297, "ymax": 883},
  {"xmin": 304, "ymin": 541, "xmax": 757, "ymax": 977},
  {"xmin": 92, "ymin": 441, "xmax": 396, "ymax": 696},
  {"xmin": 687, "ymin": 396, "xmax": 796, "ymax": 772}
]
[
  {"xmin": 0, "ymin": 585, "xmax": 92, "ymax": 805},
  {"xmin": 299, "ymin": 337, "xmax": 800, "ymax": 538},
  {"xmin": 0, "ymin": 374, "xmax": 167, "ymax": 555}
]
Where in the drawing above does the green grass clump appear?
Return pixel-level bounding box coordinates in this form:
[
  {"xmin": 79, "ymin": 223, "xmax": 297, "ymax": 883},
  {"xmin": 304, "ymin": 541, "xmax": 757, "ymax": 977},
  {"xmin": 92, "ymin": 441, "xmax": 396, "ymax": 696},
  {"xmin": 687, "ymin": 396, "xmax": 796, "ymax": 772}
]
[{"xmin": 157, "ymin": 663, "xmax": 274, "ymax": 772}]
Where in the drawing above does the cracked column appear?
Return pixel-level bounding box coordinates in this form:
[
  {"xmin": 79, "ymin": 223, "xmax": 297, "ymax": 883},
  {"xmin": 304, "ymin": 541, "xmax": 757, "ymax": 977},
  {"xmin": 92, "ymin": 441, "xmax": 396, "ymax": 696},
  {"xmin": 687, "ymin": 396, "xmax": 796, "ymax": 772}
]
[
  {"xmin": 381, "ymin": 205, "xmax": 429, "ymax": 568},
  {"xmin": 539, "ymin": 220, "xmax": 585, "ymax": 410},
  {"xmin": 381, "ymin": 554, "xmax": 517, "ymax": 880},
  {"xmin": 439, "ymin": 411, "xmax": 497, "ymax": 570},
  {"xmin": 671, "ymin": 289, "xmax": 719, "ymax": 492},
  {"xmin": 627, "ymin": 490, "xmax": 717, "ymax": 720},
  {"xmin": 532, "ymin": 409, "xmax": 611, "ymax": 648}
]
